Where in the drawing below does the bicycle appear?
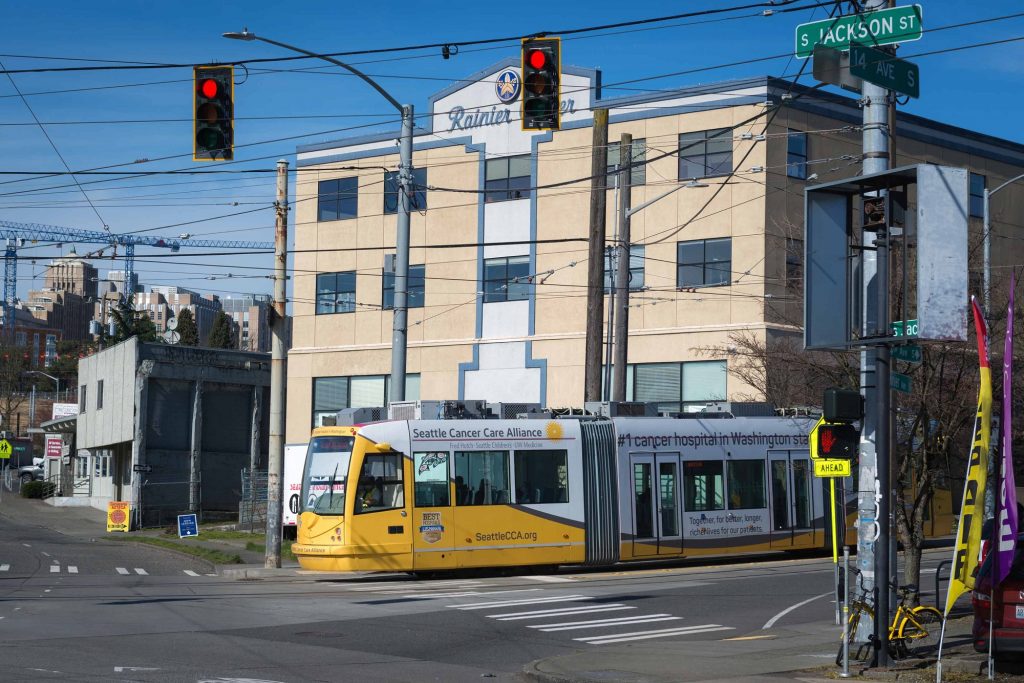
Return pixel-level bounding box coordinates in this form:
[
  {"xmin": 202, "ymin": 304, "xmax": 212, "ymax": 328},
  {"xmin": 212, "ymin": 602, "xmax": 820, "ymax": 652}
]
[{"xmin": 837, "ymin": 568, "xmax": 944, "ymax": 666}]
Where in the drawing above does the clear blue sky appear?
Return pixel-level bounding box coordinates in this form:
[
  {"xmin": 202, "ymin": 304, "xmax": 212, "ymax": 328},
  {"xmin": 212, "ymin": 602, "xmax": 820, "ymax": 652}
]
[{"xmin": 0, "ymin": 1, "xmax": 1020, "ymax": 303}]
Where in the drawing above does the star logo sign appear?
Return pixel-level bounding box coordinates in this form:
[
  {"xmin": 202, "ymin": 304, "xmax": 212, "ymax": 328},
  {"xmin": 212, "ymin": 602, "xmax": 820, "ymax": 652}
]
[{"xmin": 495, "ymin": 69, "xmax": 520, "ymax": 104}]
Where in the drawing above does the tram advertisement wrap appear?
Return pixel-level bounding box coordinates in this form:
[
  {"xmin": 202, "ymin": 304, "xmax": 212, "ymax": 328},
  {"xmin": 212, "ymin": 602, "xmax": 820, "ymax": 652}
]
[
  {"xmin": 687, "ymin": 511, "xmax": 766, "ymax": 538},
  {"xmin": 617, "ymin": 431, "xmax": 808, "ymax": 450}
]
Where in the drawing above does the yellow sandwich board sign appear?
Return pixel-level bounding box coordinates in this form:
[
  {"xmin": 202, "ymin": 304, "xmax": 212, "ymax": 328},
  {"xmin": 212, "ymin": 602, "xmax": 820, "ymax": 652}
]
[{"xmin": 106, "ymin": 501, "xmax": 131, "ymax": 532}]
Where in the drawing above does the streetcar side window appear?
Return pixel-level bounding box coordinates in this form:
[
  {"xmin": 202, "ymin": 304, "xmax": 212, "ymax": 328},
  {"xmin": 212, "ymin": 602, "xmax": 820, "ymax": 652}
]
[
  {"xmin": 454, "ymin": 451, "xmax": 510, "ymax": 505},
  {"xmin": 355, "ymin": 452, "xmax": 405, "ymax": 513},
  {"xmin": 727, "ymin": 459, "xmax": 766, "ymax": 509},
  {"xmin": 514, "ymin": 450, "xmax": 569, "ymax": 504},
  {"xmin": 684, "ymin": 460, "xmax": 724, "ymax": 512},
  {"xmin": 414, "ymin": 452, "xmax": 450, "ymax": 507}
]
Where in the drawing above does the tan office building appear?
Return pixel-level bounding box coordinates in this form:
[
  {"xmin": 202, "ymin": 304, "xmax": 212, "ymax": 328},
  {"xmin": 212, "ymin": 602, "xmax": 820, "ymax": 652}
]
[{"xmin": 287, "ymin": 59, "xmax": 1024, "ymax": 442}]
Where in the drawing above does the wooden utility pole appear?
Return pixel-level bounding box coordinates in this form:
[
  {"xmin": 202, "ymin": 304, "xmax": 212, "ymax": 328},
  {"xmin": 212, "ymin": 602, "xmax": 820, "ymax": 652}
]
[{"xmin": 584, "ymin": 109, "xmax": 609, "ymax": 402}]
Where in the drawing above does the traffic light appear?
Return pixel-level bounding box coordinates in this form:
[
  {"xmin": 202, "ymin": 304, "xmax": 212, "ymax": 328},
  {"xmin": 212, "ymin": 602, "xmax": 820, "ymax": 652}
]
[
  {"xmin": 815, "ymin": 422, "xmax": 860, "ymax": 459},
  {"xmin": 521, "ymin": 38, "xmax": 560, "ymax": 131},
  {"xmin": 193, "ymin": 65, "xmax": 234, "ymax": 161},
  {"xmin": 823, "ymin": 387, "xmax": 862, "ymax": 423}
]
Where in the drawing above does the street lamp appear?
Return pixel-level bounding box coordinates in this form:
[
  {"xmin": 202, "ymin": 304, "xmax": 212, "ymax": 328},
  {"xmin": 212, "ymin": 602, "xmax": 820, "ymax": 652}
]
[
  {"xmin": 26, "ymin": 370, "xmax": 60, "ymax": 399},
  {"xmin": 983, "ymin": 172, "xmax": 1024, "ymax": 323},
  {"xmin": 223, "ymin": 29, "xmax": 416, "ymax": 403}
]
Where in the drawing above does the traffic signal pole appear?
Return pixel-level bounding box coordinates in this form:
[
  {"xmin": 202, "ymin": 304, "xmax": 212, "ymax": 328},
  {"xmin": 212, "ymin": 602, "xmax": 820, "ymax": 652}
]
[{"xmin": 858, "ymin": 0, "xmax": 892, "ymax": 665}]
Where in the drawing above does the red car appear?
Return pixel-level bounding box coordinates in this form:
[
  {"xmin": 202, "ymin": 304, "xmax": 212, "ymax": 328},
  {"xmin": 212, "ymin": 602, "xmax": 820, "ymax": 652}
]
[{"xmin": 972, "ymin": 531, "xmax": 1024, "ymax": 655}]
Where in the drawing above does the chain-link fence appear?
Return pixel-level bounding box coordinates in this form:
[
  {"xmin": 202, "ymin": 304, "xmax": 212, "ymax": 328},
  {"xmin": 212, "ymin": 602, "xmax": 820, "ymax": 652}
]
[{"xmin": 239, "ymin": 468, "xmax": 267, "ymax": 532}]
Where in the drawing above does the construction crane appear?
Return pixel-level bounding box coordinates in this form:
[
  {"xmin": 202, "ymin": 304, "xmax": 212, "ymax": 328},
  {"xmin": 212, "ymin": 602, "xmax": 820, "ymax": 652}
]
[{"xmin": 0, "ymin": 219, "xmax": 274, "ymax": 335}]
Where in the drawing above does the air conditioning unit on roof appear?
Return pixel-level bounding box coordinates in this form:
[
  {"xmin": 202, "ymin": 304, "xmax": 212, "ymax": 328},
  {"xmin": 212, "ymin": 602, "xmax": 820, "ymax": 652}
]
[{"xmin": 388, "ymin": 400, "xmax": 490, "ymax": 420}]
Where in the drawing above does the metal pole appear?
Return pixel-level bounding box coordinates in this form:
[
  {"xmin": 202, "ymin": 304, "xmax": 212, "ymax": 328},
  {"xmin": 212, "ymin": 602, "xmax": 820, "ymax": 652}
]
[
  {"xmin": 841, "ymin": 545, "xmax": 851, "ymax": 678},
  {"xmin": 585, "ymin": 109, "xmax": 610, "ymax": 403},
  {"xmin": 390, "ymin": 104, "xmax": 414, "ymax": 403},
  {"xmin": 265, "ymin": 159, "xmax": 288, "ymax": 569},
  {"xmin": 984, "ymin": 187, "xmax": 991, "ymax": 323},
  {"xmin": 856, "ymin": 0, "xmax": 891, "ymax": 665},
  {"xmin": 611, "ymin": 134, "xmax": 632, "ymax": 403}
]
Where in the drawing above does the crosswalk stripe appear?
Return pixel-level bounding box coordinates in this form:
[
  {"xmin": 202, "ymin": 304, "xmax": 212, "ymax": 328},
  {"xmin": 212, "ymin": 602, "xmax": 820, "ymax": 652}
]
[
  {"xmin": 116, "ymin": 567, "xmax": 130, "ymax": 575},
  {"xmin": 402, "ymin": 588, "xmax": 538, "ymax": 600},
  {"xmin": 525, "ymin": 575, "xmax": 576, "ymax": 583},
  {"xmin": 490, "ymin": 605, "xmax": 635, "ymax": 621},
  {"xmin": 134, "ymin": 568, "xmax": 148, "ymax": 575},
  {"xmin": 529, "ymin": 614, "xmax": 680, "ymax": 632},
  {"xmin": 0, "ymin": 565, "xmax": 9, "ymax": 572},
  {"xmin": 49, "ymin": 565, "xmax": 59, "ymax": 573},
  {"xmin": 67, "ymin": 566, "xmax": 78, "ymax": 574},
  {"xmin": 454, "ymin": 594, "xmax": 588, "ymax": 610},
  {"xmin": 350, "ymin": 581, "xmax": 483, "ymax": 592},
  {"xmin": 183, "ymin": 570, "xmax": 200, "ymax": 577},
  {"xmin": 576, "ymin": 624, "xmax": 734, "ymax": 645}
]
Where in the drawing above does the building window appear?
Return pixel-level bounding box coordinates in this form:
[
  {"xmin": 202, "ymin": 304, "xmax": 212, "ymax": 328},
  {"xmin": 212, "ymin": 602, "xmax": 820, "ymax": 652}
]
[
  {"xmin": 684, "ymin": 460, "xmax": 724, "ymax": 512},
  {"xmin": 383, "ymin": 264, "xmax": 426, "ymax": 309},
  {"xmin": 787, "ymin": 130, "xmax": 807, "ymax": 180},
  {"xmin": 317, "ymin": 177, "xmax": 358, "ymax": 221},
  {"xmin": 97, "ymin": 380, "xmax": 104, "ymax": 410},
  {"xmin": 607, "ymin": 138, "xmax": 646, "ymax": 186},
  {"xmin": 485, "ymin": 155, "xmax": 531, "ymax": 202},
  {"xmin": 786, "ymin": 238, "xmax": 803, "ymax": 291},
  {"xmin": 79, "ymin": 384, "xmax": 87, "ymax": 413},
  {"xmin": 384, "ymin": 168, "xmax": 427, "ymax": 215},
  {"xmin": 970, "ymin": 172, "xmax": 985, "ymax": 219},
  {"xmin": 677, "ymin": 238, "xmax": 731, "ymax": 288},
  {"xmin": 316, "ymin": 271, "xmax": 356, "ymax": 314},
  {"xmin": 604, "ymin": 245, "xmax": 645, "ymax": 292},
  {"xmin": 483, "ymin": 256, "xmax": 531, "ymax": 303},
  {"xmin": 311, "ymin": 374, "xmax": 420, "ymax": 427},
  {"xmin": 678, "ymin": 128, "xmax": 732, "ymax": 179},
  {"xmin": 514, "ymin": 450, "xmax": 568, "ymax": 504},
  {"xmin": 626, "ymin": 360, "xmax": 727, "ymax": 413},
  {"xmin": 454, "ymin": 450, "xmax": 510, "ymax": 505}
]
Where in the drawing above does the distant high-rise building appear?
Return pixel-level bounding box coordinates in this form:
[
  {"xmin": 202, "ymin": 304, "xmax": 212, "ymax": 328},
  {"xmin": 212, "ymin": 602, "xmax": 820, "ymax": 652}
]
[
  {"xmin": 221, "ymin": 294, "xmax": 272, "ymax": 352},
  {"xmin": 150, "ymin": 286, "xmax": 222, "ymax": 343},
  {"xmin": 99, "ymin": 270, "xmax": 140, "ymax": 296},
  {"xmin": 44, "ymin": 248, "xmax": 97, "ymax": 298}
]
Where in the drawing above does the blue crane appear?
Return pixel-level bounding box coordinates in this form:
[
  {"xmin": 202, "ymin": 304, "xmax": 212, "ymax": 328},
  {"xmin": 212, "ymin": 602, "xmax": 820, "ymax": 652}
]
[{"xmin": 0, "ymin": 219, "xmax": 274, "ymax": 335}]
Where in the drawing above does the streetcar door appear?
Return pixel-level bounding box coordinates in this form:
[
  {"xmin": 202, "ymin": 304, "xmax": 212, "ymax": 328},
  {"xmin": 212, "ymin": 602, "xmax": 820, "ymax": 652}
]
[
  {"xmin": 768, "ymin": 450, "xmax": 818, "ymax": 548},
  {"xmin": 350, "ymin": 450, "xmax": 413, "ymax": 568},
  {"xmin": 630, "ymin": 454, "xmax": 682, "ymax": 557},
  {"xmin": 411, "ymin": 451, "xmax": 456, "ymax": 571}
]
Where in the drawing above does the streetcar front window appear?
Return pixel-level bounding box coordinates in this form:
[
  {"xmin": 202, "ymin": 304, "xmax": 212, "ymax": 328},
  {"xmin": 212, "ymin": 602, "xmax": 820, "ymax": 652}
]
[{"xmin": 301, "ymin": 435, "xmax": 354, "ymax": 515}]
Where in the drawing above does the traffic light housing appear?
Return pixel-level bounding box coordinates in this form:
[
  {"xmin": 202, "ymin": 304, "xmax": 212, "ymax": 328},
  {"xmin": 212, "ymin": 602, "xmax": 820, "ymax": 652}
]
[
  {"xmin": 521, "ymin": 38, "xmax": 560, "ymax": 131},
  {"xmin": 814, "ymin": 422, "xmax": 860, "ymax": 459},
  {"xmin": 193, "ymin": 65, "xmax": 234, "ymax": 161},
  {"xmin": 823, "ymin": 387, "xmax": 863, "ymax": 423}
]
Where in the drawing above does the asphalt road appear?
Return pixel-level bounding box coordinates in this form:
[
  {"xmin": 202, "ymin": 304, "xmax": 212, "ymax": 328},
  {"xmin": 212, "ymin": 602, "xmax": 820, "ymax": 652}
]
[{"xmin": 0, "ymin": 495, "xmax": 953, "ymax": 682}]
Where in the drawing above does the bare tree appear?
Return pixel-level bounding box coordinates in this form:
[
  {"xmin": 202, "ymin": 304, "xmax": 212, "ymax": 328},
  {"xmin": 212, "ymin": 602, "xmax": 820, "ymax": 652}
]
[{"xmin": 0, "ymin": 347, "xmax": 29, "ymax": 433}]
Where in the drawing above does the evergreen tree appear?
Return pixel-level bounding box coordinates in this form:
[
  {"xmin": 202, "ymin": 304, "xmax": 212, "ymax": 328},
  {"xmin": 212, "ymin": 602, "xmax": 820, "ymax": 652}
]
[
  {"xmin": 176, "ymin": 308, "xmax": 199, "ymax": 346},
  {"xmin": 109, "ymin": 295, "xmax": 161, "ymax": 343},
  {"xmin": 206, "ymin": 311, "xmax": 235, "ymax": 349}
]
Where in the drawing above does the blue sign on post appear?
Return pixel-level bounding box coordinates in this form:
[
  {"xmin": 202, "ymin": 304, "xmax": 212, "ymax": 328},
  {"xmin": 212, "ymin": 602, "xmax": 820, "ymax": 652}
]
[{"xmin": 177, "ymin": 513, "xmax": 199, "ymax": 538}]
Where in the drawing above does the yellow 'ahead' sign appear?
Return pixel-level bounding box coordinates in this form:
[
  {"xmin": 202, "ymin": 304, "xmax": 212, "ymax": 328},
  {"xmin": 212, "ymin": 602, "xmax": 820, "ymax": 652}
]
[{"xmin": 814, "ymin": 459, "xmax": 852, "ymax": 478}]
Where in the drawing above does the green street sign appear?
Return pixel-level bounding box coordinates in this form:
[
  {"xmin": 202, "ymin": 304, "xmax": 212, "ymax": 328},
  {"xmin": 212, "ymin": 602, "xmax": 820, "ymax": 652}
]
[
  {"xmin": 891, "ymin": 319, "xmax": 919, "ymax": 337},
  {"xmin": 795, "ymin": 4, "xmax": 924, "ymax": 59},
  {"xmin": 891, "ymin": 372, "xmax": 912, "ymax": 394},
  {"xmin": 850, "ymin": 42, "xmax": 920, "ymax": 98},
  {"xmin": 892, "ymin": 344, "xmax": 923, "ymax": 364}
]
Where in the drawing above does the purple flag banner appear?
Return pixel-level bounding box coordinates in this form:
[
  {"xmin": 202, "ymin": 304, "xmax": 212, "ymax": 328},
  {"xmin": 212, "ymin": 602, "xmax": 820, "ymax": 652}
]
[{"xmin": 997, "ymin": 273, "xmax": 1019, "ymax": 586}]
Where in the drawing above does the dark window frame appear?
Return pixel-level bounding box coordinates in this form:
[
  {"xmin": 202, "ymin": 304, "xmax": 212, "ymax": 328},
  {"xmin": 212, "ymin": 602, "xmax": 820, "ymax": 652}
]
[
  {"xmin": 604, "ymin": 245, "xmax": 645, "ymax": 292},
  {"xmin": 678, "ymin": 128, "xmax": 733, "ymax": 180},
  {"xmin": 79, "ymin": 384, "xmax": 87, "ymax": 413},
  {"xmin": 677, "ymin": 237, "xmax": 732, "ymax": 288},
  {"xmin": 483, "ymin": 256, "xmax": 532, "ymax": 303},
  {"xmin": 684, "ymin": 460, "xmax": 724, "ymax": 512},
  {"xmin": 786, "ymin": 130, "xmax": 807, "ymax": 180},
  {"xmin": 454, "ymin": 450, "xmax": 511, "ymax": 506},
  {"xmin": 514, "ymin": 450, "xmax": 569, "ymax": 504},
  {"xmin": 316, "ymin": 271, "xmax": 357, "ymax": 315},
  {"xmin": 413, "ymin": 451, "xmax": 451, "ymax": 508},
  {"xmin": 97, "ymin": 379, "xmax": 104, "ymax": 410},
  {"xmin": 727, "ymin": 459, "xmax": 767, "ymax": 510},
  {"xmin": 485, "ymin": 155, "xmax": 532, "ymax": 203},
  {"xmin": 970, "ymin": 172, "xmax": 986, "ymax": 219},
  {"xmin": 383, "ymin": 264, "xmax": 426, "ymax": 310},
  {"xmin": 317, "ymin": 177, "xmax": 359, "ymax": 221},
  {"xmin": 354, "ymin": 452, "xmax": 405, "ymax": 514},
  {"xmin": 384, "ymin": 168, "xmax": 428, "ymax": 215},
  {"xmin": 607, "ymin": 138, "xmax": 647, "ymax": 186}
]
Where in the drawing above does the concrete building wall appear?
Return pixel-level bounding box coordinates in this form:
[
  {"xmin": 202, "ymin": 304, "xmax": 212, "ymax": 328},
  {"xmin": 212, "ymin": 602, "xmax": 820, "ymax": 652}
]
[{"xmin": 77, "ymin": 337, "xmax": 137, "ymax": 449}]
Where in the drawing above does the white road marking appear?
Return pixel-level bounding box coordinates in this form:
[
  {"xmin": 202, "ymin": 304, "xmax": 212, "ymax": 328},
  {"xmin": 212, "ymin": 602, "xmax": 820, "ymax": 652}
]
[
  {"xmin": 532, "ymin": 615, "xmax": 682, "ymax": 632},
  {"xmin": 576, "ymin": 624, "xmax": 734, "ymax": 644},
  {"xmin": 454, "ymin": 594, "xmax": 589, "ymax": 610},
  {"xmin": 22, "ymin": 543, "xmax": 30, "ymax": 547},
  {"xmin": 41, "ymin": 552, "xmax": 51, "ymax": 557},
  {"xmin": 116, "ymin": 567, "xmax": 130, "ymax": 575},
  {"xmin": 49, "ymin": 565, "xmax": 59, "ymax": 573},
  {"xmin": 401, "ymin": 588, "xmax": 538, "ymax": 599},
  {"xmin": 351, "ymin": 580, "xmax": 483, "ymax": 592},
  {"xmin": 0, "ymin": 564, "xmax": 9, "ymax": 572},
  {"xmin": 762, "ymin": 592, "xmax": 831, "ymax": 630},
  {"xmin": 67, "ymin": 566, "xmax": 78, "ymax": 574},
  {"xmin": 490, "ymin": 605, "xmax": 636, "ymax": 620},
  {"xmin": 204, "ymin": 573, "xmax": 217, "ymax": 576},
  {"xmin": 134, "ymin": 568, "xmax": 148, "ymax": 575},
  {"xmin": 525, "ymin": 575, "xmax": 576, "ymax": 583},
  {"xmin": 183, "ymin": 570, "xmax": 200, "ymax": 577},
  {"xmin": 113, "ymin": 667, "xmax": 161, "ymax": 672}
]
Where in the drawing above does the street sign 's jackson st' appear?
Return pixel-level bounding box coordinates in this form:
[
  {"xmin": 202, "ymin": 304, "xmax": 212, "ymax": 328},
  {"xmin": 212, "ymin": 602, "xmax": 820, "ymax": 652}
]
[{"xmin": 795, "ymin": 4, "xmax": 923, "ymax": 59}]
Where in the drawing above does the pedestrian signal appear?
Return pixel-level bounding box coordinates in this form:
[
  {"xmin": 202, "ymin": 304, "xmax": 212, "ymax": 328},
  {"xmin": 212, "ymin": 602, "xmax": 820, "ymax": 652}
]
[
  {"xmin": 811, "ymin": 421, "xmax": 859, "ymax": 460},
  {"xmin": 193, "ymin": 65, "xmax": 234, "ymax": 161},
  {"xmin": 521, "ymin": 38, "xmax": 560, "ymax": 131}
]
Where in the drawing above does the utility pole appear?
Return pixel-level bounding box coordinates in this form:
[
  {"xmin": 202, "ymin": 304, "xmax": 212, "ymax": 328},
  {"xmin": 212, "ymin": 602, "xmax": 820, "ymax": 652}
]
[
  {"xmin": 390, "ymin": 104, "xmax": 415, "ymax": 403},
  {"xmin": 611, "ymin": 134, "xmax": 632, "ymax": 402},
  {"xmin": 265, "ymin": 158, "xmax": 288, "ymax": 568},
  {"xmin": 858, "ymin": 0, "xmax": 892, "ymax": 665},
  {"xmin": 585, "ymin": 109, "xmax": 609, "ymax": 402}
]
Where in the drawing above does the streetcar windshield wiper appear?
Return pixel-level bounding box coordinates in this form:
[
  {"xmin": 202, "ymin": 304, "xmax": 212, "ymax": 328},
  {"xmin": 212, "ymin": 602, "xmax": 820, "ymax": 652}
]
[{"xmin": 327, "ymin": 462, "xmax": 340, "ymax": 511}]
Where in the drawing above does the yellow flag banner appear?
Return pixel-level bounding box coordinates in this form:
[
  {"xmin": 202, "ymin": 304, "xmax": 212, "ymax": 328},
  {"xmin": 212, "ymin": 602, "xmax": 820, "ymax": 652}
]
[{"xmin": 944, "ymin": 298, "xmax": 992, "ymax": 615}]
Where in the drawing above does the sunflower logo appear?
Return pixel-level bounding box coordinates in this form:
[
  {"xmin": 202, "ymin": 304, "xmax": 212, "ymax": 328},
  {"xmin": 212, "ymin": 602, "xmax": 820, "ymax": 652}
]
[{"xmin": 545, "ymin": 421, "xmax": 564, "ymax": 440}]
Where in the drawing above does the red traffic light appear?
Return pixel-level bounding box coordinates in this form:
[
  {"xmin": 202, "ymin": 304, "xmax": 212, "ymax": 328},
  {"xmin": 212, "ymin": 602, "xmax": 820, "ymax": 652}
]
[
  {"xmin": 521, "ymin": 38, "xmax": 561, "ymax": 131},
  {"xmin": 201, "ymin": 78, "xmax": 219, "ymax": 99},
  {"xmin": 528, "ymin": 50, "xmax": 547, "ymax": 69},
  {"xmin": 193, "ymin": 65, "xmax": 234, "ymax": 162}
]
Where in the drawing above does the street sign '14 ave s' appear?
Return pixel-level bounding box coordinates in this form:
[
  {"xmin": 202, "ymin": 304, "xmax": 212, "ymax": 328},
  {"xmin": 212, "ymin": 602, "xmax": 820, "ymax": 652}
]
[
  {"xmin": 850, "ymin": 42, "xmax": 920, "ymax": 99},
  {"xmin": 795, "ymin": 4, "xmax": 923, "ymax": 59}
]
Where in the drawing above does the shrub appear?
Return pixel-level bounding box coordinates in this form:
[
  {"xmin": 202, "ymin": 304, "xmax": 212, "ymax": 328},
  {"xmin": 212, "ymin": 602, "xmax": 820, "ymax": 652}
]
[{"xmin": 20, "ymin": 481, "xmax": 56, "ymax": 499}]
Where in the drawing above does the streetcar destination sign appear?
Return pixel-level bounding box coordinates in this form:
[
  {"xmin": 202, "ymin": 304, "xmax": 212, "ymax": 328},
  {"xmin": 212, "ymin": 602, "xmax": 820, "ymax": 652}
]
[{"xmin": 795, "ymin": 5, "xmax": 924, "ymax": 59}]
